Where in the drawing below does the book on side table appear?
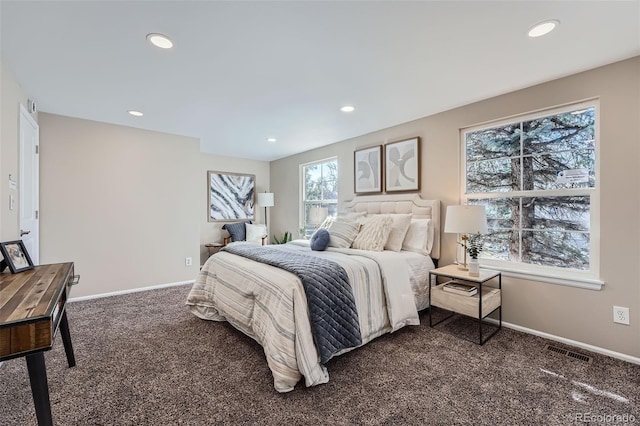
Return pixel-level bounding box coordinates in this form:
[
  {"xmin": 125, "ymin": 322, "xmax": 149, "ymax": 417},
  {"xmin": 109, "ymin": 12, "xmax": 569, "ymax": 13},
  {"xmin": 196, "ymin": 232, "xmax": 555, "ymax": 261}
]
[{"xmin": 442, "ymin": 280, "xmax": 478, "ymax": 296}]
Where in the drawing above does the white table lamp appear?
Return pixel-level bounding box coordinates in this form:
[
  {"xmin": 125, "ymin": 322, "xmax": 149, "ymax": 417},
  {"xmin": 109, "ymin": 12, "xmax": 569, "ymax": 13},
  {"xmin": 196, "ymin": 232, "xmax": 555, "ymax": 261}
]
[
  {"xmin": 257, "ymin": 192, "xmax": 275, "ymax": 227},
  {"xmin": 444, "ymin": 205, "xmax": 488, "ymax": 270},
  {"xmin": 308, "ymin": 207, "xmax": 328, "ymax": 227}
]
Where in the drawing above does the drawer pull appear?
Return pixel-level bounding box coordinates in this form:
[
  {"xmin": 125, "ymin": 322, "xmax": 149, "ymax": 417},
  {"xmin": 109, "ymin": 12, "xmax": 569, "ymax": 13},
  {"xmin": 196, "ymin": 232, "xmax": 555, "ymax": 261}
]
[{"xmin": 70, "ymin": 275, "xmax": 80, "ymax": 286}]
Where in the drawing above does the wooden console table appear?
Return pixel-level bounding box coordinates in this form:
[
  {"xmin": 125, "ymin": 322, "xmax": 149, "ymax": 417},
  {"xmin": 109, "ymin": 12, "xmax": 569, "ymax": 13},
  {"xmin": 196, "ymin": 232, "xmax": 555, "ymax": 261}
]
[{"xmin": 0, "ymin": 262, "xmax": 79, "ymax": 426}]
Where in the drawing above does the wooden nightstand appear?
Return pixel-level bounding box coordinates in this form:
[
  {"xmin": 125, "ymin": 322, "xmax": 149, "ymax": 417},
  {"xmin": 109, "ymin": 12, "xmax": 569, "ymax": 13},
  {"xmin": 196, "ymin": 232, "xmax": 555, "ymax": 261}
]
[
  {"xmin": 204, "ymin": 243, "xmax": 224, "ymax": 258},
  {"xmin": 428, "ymin": 264, "xmax": 502, "ymax": 345}
]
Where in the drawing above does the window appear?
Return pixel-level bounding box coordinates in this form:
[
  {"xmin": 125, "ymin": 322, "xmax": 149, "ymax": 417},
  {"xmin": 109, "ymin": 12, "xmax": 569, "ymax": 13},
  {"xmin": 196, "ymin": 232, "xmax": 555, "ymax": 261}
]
[
  {"xmin": 462, "ymin": 101, "xmax": 600, "ymax": 286},
  {"xmin": 301, "ymin": 158, "xmax": 338, "ymax": 238}
]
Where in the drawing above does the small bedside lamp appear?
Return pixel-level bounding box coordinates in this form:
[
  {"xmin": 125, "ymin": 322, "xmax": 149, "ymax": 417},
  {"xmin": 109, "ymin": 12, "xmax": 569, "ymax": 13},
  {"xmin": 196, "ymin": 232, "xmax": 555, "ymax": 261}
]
[
  {"xmin": 444, "ymin": 204, "xmax": 488, "ymax": 270},
  {"xmin": 308, "ymin": 207, "xmax": 328, "ymax": 229}
]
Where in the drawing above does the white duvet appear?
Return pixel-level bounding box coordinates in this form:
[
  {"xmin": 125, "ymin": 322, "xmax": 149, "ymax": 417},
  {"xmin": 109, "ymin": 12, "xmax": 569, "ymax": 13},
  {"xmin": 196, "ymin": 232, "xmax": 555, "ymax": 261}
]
[{"xmin": 186, "ymin": 240, "xmax": 432, "ymax": 392}]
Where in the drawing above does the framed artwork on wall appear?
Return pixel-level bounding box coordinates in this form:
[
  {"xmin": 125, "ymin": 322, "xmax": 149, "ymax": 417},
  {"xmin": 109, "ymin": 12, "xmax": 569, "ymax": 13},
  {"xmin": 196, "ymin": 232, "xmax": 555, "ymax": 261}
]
[
  {"xmin": 354, "ymin": 145, "xmax": 383, "ymax": 194},
  {"xmin": 0, "ymin": 240, "xmax": 34, "ymax": 273},
  {"xmin": 208, "ymin": 171, "xmax": 255, "ymax": 222},
  {"xmin": 385, "ymin": 137, "xmax": 421, "ymax": 192}
]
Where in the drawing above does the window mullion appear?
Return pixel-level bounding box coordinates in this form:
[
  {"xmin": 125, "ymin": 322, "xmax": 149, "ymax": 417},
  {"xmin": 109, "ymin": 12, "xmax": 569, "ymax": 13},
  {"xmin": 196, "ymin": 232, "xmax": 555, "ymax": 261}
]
[
  {"xmin": 518, "ymin": 197, "xmax": 523, "ymax": 263},
  {"xmin": 519, "ymin": 122, "xmax": 523, "ymax": 263},
  {"xmin": 520, "ymin": 121, "xmax": 524, "ymax": 192}
]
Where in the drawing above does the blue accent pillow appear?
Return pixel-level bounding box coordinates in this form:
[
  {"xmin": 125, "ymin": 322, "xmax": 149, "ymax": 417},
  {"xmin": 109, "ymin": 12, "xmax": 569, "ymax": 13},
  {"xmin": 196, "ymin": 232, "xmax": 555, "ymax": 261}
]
[
  {"xmin": 310, "ymin": 229, "xmax": 330, "ymax": 251},
  {"xmin": 222, "ymin": 222, "xmax": 247, "ymax": 242}
]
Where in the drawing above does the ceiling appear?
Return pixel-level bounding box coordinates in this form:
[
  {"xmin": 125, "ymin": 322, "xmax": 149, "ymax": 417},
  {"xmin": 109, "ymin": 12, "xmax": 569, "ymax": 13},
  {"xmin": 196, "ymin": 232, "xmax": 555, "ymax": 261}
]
[{"xmin": 2, "ymin": 1, "xmax": 639, "ymax": 161}]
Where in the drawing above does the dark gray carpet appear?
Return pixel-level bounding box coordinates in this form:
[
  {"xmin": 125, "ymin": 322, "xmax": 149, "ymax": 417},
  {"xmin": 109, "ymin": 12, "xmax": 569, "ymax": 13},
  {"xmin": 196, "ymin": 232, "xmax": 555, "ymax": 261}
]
[{"xmin": 1, "ymin": 284, "xmax": 638, "ymax": 425}]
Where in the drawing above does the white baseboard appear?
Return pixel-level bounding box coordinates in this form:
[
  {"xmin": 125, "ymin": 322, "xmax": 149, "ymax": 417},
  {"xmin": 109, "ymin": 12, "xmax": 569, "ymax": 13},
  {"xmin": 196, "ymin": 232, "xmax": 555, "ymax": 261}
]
[
  {"xmin": 68, "ymin": 280, "xmax": 195, "ymax": 302},
  {"xmin": 500, "ymin": 320, "xmax": 640, "ymax": 365}
]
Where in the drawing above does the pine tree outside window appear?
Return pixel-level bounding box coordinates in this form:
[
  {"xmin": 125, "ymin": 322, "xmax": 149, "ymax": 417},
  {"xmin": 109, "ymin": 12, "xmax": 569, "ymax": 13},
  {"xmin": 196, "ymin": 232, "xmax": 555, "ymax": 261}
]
[
  {"xmin": 461, "ymin": 101, "xmax": 602, "ymax": 288},
  {"xmin": 300, "ymin": 158, "xmax": 338, "ymax": 238}
]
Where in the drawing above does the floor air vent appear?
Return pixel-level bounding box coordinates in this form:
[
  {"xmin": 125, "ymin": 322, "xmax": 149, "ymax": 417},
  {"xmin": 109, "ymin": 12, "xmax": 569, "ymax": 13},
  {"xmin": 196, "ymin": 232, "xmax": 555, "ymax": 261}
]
[{"xmin": 545, "ymin": 344, "xmax": 593, "ymax": 364}]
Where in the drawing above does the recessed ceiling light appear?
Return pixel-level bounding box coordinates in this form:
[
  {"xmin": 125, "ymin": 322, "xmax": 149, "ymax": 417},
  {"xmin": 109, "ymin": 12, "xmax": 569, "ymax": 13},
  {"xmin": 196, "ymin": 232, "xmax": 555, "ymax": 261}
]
[
  {"xmin": 528, "ymin": 20, "xmax": 559, "ymax": 38},
  {"xmin": 341, "ymin": 105, "xmax": 355, "ymax": 113},
  {"xmin": 267, "ymin": 138, "xmax": 277, "ymax": 143},
  {"xmin": 128, "ymin": 110, "xmax": 144, "ymax": 117},
  {"xmin": 146, "ymin": 33, "xmax": 173, "ymax": 49}
]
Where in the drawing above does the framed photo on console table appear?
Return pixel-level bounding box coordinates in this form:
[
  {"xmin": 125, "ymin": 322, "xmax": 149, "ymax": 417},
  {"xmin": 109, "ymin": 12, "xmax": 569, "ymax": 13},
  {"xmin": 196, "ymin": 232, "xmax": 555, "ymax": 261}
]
[
  {"xmin": 385, "ymin": 137, "xmax": 421, "ymax": 192},
  {"xmin": 0, "ymin": 240, "xmax": 34, "ymax": 273},
  {"xmin": 354, "ymin": 145, "xmax": 383, "ymax": 194},
  {"xmin": 208, "ymin": 171, "xmax": 255, "ymax": 222}
]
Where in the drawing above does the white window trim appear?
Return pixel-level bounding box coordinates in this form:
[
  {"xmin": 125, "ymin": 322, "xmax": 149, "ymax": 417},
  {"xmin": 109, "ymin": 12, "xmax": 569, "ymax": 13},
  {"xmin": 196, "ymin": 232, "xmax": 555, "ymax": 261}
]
[
  {"xmin": 480, "ymin": 261, "xmax": 604, "ymax": 290},
  {"xmin": 460, "ymin": 99, "xmax": 603, "ymax": 290},
  {"xmin": 299, "ymin": 156, "xmax": 338, "ymax": 235}
]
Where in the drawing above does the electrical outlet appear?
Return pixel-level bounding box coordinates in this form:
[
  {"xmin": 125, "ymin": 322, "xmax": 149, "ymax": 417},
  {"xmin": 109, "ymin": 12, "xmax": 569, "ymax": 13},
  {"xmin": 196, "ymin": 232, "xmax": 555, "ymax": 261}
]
[
  {"xmin": 613, "ymin": 306, "xmax": 630, "ymax": 325},
  {"xmin": 185, "ymin": 257, "xmax": 192, "ymax": 267}
]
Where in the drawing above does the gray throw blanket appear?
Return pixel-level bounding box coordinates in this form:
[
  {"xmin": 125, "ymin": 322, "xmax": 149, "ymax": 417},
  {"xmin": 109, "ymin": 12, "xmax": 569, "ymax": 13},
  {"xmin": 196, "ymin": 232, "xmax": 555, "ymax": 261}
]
[{"xmin": 222, "ymin": 244, "xmax": 362, "ymax": 364}]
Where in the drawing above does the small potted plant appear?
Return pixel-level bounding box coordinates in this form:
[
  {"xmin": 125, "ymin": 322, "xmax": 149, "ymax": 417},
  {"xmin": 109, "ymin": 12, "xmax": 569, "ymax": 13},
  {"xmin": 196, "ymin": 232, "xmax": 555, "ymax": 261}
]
[
  {"xmin": 272, "ymin": 231, "xmax": 292, "ymax": 245},
  {"xmin": 466, "ymin": 233, "xmax": 484, "ymax": 276}
]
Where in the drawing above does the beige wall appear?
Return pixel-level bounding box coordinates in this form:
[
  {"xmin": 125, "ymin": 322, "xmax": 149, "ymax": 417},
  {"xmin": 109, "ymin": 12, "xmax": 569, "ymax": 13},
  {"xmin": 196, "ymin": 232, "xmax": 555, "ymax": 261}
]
[
  {"xmin": 39, "ymin": 113, "xmax": 201, "ymax": 298},
  {"xmin": 271, "ymin": 57, "xmax": 640, "ymax": 358},
  {"xmin": 37, "ymin": 113, "xmax": 270, "ymax": 296},
  {"xmin": 0, "ymin": 62, "xmax": 35, "ymax": 241},
  {"xmin": 198, "ymin": 154, "xmax": 270, "ymax": 265}
]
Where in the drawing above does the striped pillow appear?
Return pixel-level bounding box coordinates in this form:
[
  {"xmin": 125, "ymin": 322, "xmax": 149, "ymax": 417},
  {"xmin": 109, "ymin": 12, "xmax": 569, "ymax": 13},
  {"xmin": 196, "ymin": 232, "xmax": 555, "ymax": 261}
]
[
  {"xmin": 351, "ymin": 215, "xmax": 393, "ymax": 251},
  {"xmin": 327, "ymin": 220, "xmax": 361, "ymax": 248},
  {"xmin": 317, "ymin": 215, "xmax": 334, "ymax": 230}
]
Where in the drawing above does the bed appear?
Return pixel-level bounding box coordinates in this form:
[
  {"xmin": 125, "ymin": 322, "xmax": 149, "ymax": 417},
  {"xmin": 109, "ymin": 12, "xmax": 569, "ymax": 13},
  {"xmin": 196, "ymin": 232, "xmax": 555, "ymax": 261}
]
[{"xmin": 187, "ymin": 194, "xmax": 440, "ymax": 392}]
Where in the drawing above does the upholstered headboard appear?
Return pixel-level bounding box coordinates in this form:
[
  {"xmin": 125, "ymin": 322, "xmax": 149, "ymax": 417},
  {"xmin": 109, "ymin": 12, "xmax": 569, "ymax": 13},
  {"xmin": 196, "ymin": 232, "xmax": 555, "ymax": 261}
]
[{"xmin": 342, "ymin": 194, "xmax": 441, "ymax": 259}]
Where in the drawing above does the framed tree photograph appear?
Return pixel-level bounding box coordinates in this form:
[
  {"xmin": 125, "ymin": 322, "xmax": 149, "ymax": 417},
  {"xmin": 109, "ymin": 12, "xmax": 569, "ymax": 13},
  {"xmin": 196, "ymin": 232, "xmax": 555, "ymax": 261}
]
[
  {"xmin": 385, "ymin": 137, "xmax": 421, "ymax": 192},
  {"xmin": 354, "ymin": 145, "xmax": 382, "ymax": 194},
  {"xmin": 208, "ymin": 171, "xmax": 255, "ymax": 222},
  {"xmin": 0, "ymin": 240, "xmax": 34, "ymax": 273}
]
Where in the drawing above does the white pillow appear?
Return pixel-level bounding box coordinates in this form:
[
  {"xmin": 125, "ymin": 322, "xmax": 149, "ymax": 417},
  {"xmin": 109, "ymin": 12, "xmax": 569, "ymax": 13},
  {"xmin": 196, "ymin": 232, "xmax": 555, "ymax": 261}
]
[
  {"xmin": 327, "ymin": 220, "xmax": 361, "ymax": 248},
  {"xmin": 425, "ymin": 218, "xmax": 435, "ymax": 254},
  {"xmin": 383, "ymin": 214, "xmax": 412, "ymax": 252},
  {"xmin": 401, "ymin": 219, "xmax": 433, "ymax": 255},
  {"xmin": 245, "ymin": 223, "xmax": 267, "ymax": 244},
  {"xmin": 351, "ymin": 215, "xmax": 393, "ymax": 251}
]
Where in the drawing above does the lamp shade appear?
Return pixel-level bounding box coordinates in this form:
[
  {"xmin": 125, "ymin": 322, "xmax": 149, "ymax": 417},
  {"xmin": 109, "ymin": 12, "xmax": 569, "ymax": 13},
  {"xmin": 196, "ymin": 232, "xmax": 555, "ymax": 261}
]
[
  {"xmin": 308, "ymin": 207, "xmax": 328, "ymax": 225},
  {"xmin": 257, "ymin": 192, "xmax": 274, "ymax": 208},
  {"xmin": 444, "ymin": 205, "xmax": 488, "ymax": 234}
]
